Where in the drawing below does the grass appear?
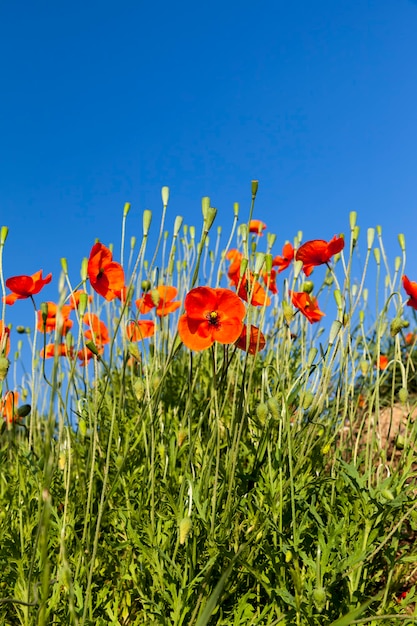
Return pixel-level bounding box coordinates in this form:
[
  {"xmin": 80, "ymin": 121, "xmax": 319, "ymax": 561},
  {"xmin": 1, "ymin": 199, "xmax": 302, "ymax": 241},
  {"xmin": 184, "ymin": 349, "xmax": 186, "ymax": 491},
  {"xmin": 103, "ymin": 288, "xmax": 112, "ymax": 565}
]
[{"xmin": 0, "ymin": 187, "xmax": 417, "ymax": 625}]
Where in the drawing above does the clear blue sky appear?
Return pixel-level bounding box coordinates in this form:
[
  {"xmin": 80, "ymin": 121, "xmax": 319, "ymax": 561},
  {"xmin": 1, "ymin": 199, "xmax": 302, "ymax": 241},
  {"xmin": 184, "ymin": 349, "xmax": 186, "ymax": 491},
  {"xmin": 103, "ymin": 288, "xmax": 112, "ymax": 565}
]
[{"xmin": 1, "ymin": 0, "xmax": 417, "ymax": 327}]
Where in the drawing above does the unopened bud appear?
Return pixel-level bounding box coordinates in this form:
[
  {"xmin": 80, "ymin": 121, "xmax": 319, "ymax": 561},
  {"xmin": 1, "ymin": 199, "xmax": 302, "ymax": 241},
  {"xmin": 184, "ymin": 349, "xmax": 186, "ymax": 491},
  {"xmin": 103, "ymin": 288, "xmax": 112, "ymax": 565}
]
[
  {"xmin": 179, "ymin": 516, "xmax": 193, "ymax": 544},
  {"xmin": 301, "ymin": 281, "xmax": 314, "ymax": 294},
  {"xmin": 161, "ymin": 186, "xmax": 169, "ymax": 206},
  {"xmin": 0, "ymin": 356, "xmax": 10, "ymax": 380},
  {"xmin": 256, "ymin": 402, "xmax": 269, "ymax": 423},
  {"xmin": 267, "ymin": 397, "xmax": 280, "ymax": 420},
  {"xmin": 251, "ymin": 180, "xmax": 259, "ymax": 197},
  {"xmin": 398, "ymin": 387, "xmax": 408, "ymax": 404},
  {"xmin": 143, "ymin": 210, "xmax": 152, "ymax": 237}
]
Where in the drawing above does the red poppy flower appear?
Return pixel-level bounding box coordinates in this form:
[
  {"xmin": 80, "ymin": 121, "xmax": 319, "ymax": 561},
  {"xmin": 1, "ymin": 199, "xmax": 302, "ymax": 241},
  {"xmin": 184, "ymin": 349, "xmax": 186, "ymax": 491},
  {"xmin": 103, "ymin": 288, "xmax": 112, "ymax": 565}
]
[
  {"xmin": 37, "ymin": 302, "xmax": 73, "ymax": 335},
  {"xmin": 405, "ymin": 331, "xmax": 416, "ymax": 345},
  {"xmin": 4, "ymin": 270, "xmax": 52, "ymax": 305},
  {"xmin": 178, "ymin": 286, "xmax": 245, "ymax": 351},
  {"xmin": 378, "ymin": 355, "xmax": 389, "ymax": 370},
  {"xmin": 262, "ymin": 269, "xmax": 278, "ymax": 294},
  {"xmin": 272, "ymin": 242, "xmax": 295, "ymax": 273},
  {"xmin": 83, "ymin": 313, "xmax": 110, "ymax": 348},
  {"xmin": 402, "ymin": 275, "xmax": 417, "ymax": 310},
  {"xmin": 0, "ymin": 321, "xmax": 10, "ymax": 357},
  {"xmin": 40, "ymin": 343, "xmax": 74, "ymax": 359},
  {"xmin": 77, "ymin": 345, "xmax": 104, "ymax": 366},
  {"xmin": 126, "ymin": 320, "xmax": 155, "ymax": 341},
  {"xmin": 236, "ymin": 274, "xmax": 271, "ymax": 307},
  {"xmin": 295, "ymin": 236, "xmax": 345, "ymax": 276},
  {"xmin": 135, "ymin": 286, "xmax": 181, "ymax": 317},
  {"xmin": 249, "ymin": 220, "xmax": 267, "ymax": 235},
  {"xmin": 236, "ymin": 324, "xmax": 266, "ymax": 355},
  {"xmin": 0, "ymin": 391, "xmax": 19, "ymax": 423},
  {"xmin": 226, "ymin": 249, "xmax": 244, "ymax": 285},
  {"xmin": 87, "ymin": 242, "xmax": 126, "ymax": 301},
  {"xmin": 290, "ymin": 291, "xmax": 325, "ymax": 324}
]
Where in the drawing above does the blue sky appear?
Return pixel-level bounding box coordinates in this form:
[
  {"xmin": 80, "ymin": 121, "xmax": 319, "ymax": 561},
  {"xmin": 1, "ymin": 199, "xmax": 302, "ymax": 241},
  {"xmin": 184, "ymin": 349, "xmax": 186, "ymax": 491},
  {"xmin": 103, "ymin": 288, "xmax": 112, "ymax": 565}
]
[{"xmin": 1, "ymin": 0, "xmax": 417, "ymax": 329}]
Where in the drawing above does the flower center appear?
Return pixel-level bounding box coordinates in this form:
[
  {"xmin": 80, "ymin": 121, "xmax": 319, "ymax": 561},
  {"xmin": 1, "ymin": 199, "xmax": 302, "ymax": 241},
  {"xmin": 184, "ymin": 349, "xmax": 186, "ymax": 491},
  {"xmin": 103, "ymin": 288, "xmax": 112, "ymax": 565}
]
[{"xmin": 207, "ymin": 311, "xmax": 220, "ymax": 326}]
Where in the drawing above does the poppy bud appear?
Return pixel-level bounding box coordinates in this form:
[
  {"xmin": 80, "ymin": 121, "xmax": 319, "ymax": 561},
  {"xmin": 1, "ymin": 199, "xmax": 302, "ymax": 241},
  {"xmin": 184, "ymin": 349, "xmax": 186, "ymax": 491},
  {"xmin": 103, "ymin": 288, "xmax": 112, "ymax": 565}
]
[
  {"xmin": 349, "ymin": 211, "xmax": 357, "ymax": 230},
  {"xmin": 398, "ymin": 233, "xmax": 406, "ymax": 252},
  {"xmin": 177, "ymin": 428, "xmax": 187, "ymax": 447},
  {"xmin": 374, "ymin": 248, "xmax": 381, "ymax": 265},
  {"xmin": 78, "ymin": 292, "xmax": 89, "ymax": 316},
  {"xmin": 0, "ymin": 356, "xmax": 10, "ymax": 381},
  {"xmin": 123, "ymin": 202, "xmax": 131, "ymax": 217},
  {"xmin": 130, "ymin": 236, "xmax": 136, "ymax": 250},
  {"xmin": 312, "ymin": 587, "xmax": 326, "ymax": 613},
  {"xmin": 85, "ymin": 341, "xmax": 100, "ymax": 357},
  {"xmin": 251, "ymin": 180, "xmax": 259, "ymax": 197},
  {"xmin": 381, "ymin": 489, "xmax": 395, "ymax": 501},
  {"xmin": 179, "ymin": 516, "xmax": 192, "ymax": 544},
  {"xmin": 360, "ymin": 360, "xmax": 369, "ymax": 376},
  {"xmin": 233, "ymin": 202, "xmax": 239, "ymax": 218},
  {"xmin": 352, "ymin": 225, "xmax": 360, "ymax": 248},
  {"xmin": 256, "ymin": 402, "xmax": 269, "ymax": 423},
  {"xmin": 133, "ymin": 379, "xmax": 145, "ymax": 402},
  {"xmin": 301, "ymin": 281, "xmax": 314, "ymax": 294},
  {"xmin": 40, "ymin": 302, "xmax": 49, "ymax": 328},
  {"xmin": 285, "ymin": 550, "xmax": 292, "ymax": 563},
  {"xmin": 173, "ymin": 216, "xmax": 183, "ymax": 237},
  {"xmin": 267, "ymin": 397, "xmax": 280, "ymax": 420},
  {"xmin": 333, "ymin": 289, "xmax": 343, "ymax": 310},
  {"xmin": 367, "ymin": 228, "xmax": 375, "ymax": 250},
  {"xmin": 16, "ymin": 404, "xmax": 31, "ymax": 418},
  {"xmin": 161, "ymin": 186, "xmax": 169, "ymax": 206},
  {"xmin": 78, "ymin": 417, "xmax": 87, "ymax": 437},
  {"xmin": 395, "ymin": 434, "xmax": 405, "ymax": 449},
  {"xmin": 0, "ymin": 226, "xmax": 8, "ymax": 245},
  {"xmin": 16, "ymin": 326, "xmax": 26, "ymax": 334},
  {"xmin": 80, "ymin": 257, "xmax": 88, "ymax": 282},
  {"xmin": 283, "ymin": 301, "xmax": 294, "ymax": 324},
  {"xmin": 150, "ymin": 289, "xmax": 161, "ymax": 307},
  {"xmin": 204, "ymin": 207, "xmax": 217, "ymax": 232},
  {"xmin": 398, "ymin": 387, "xmax": 408, "ymax": 404},
  {"xmin": 60, "ymin": 258, "xmax": 68, "ymax": 275},
  {"xmin": 303, "ymin": 391, "xmax": 314, "ymax": 410},
  {"xmin": 201, "ymin": 196, "xmax": 210, "ymax": 220},
  {"xmin": 264, "ymin": 253, "xmax": 273, "ymax": 273},
  {"xmin": 390, "ymin": 317, "xmax": 409, "ymax": 337},
  {"xmin": 143, "ymin": 210, "xmax": 152, "ymax": 237}
]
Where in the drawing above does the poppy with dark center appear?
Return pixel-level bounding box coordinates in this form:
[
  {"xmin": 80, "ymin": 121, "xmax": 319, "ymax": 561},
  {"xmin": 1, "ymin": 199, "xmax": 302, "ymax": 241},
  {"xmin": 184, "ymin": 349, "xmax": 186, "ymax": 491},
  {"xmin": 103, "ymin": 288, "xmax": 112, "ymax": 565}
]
[
  {"xmin": 272, "ymin": 242, "xmax": 295, "ymax": 273},
  {"xmin": 402, "ymin": 275, "xmax": 417, "ymax": 310},
  {"xmin": 88, "ymin": 242, "xmax": 126, "ymax": 301},
  {"xmin": 136, "ymin": 286, "xmax": 181, "ymax": 317},
  {"xmin": 248, "ymin": 220, "xmax": 267, "ymax": 235},
  {"xmin": 4, "ymin": 270, "xmax": 52, "ymax": 305},
  {"xmin": 290, "ymin": 291, "xmax": 325, "ymax": 324},
  {"xmin": 236, "ymin": 324, "xmax": 266, "ymax": 355},
  {"xmin": 178, "ymin": 286, "xmax": 245, "ymax": 351},
  {"xmin": 295, "ymin": 235, "xmax": 344, "ymax": 276}
]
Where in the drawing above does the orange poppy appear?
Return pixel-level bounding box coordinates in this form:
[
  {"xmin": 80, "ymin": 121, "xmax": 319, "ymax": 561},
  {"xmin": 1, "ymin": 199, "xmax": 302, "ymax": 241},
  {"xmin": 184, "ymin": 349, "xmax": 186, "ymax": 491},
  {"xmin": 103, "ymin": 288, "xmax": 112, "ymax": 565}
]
[
  {"xmin": 68, "ymin": 290, "xmax": 93, "ymax": 310},
  {"xmin": 378, "ymin": 355, "xmax": 389, "ymax": 370},
  {"xmin": 88, "ymin": 242, "xmax": 126, "ymax": 301},
  {"xmin": 83, "ymin": 313, "xmax": 110, "ymax": 348},
  {"xmin": 236, "ymin": 274, "xmax": 271, "ymax": 307},
  {"xmin": 178, "ymin": 286, "xmax": 245, "ymax": 351},
  {"xmin": 226, "ymin": 249, "xmax": 244, "ymax": 284},
  {"xmin": 0, "ymin": 391, "xmax": 19, "ymax": 423},
  {"xmin": 295, "ymin": 236, "xmax": 345, "ymax": 276},
  {"xmin": 40, "ymin": 343, "xmax": 74, "ymax": 359},
  {"xmin": 402, "ymin": 275, "xmax": 417, "ymax": 310},
  {"xmin": 235, "ymin": 324, "xmax": 266, "ymax": 355},
  {"xmin": 0, "ymin": 321, "xmax": 10, "ymax": 357},
  {"xmin": 136, "ymin": 286, "xmax": 181, "ymax": 317},
  {"xmin": 272, "ymin": 242, "xmax": 295, "ymax": 273},
  {"xmin": 290, "ymin": 291, "xmax": 325, "ymax": 324},
  {"xmin": 4, "ymin": 270, "xmax": 52, "ymax": 305},
  {"xmin": 37, "ymin": 302, "xmax": 73, "ymax": 335},
  {"xmin": 126, "ymin": 320, "xmax": 155, "ymax": 341},
  {"xmin": 405, "ymin": 331, "xmax": 416, "ymax": 345},
  {"xmin": 249, "ymin": 220, "xmax": 267, "ymax": 235}
]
